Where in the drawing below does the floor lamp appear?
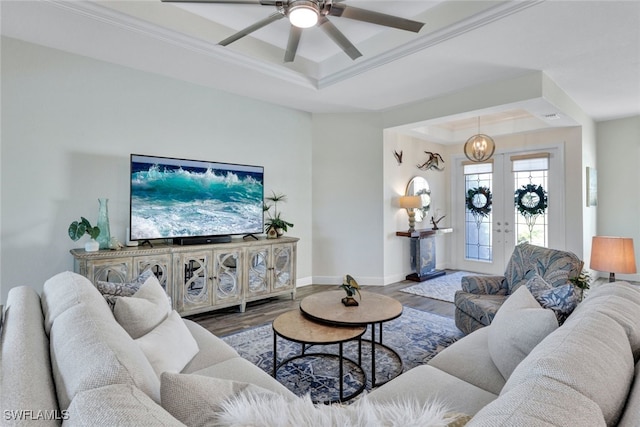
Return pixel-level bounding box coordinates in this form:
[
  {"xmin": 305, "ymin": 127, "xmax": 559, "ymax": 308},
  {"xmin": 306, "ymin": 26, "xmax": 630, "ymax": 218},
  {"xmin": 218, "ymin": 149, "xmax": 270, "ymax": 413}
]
[{"xmin": 590, "ymin": 236, "xmax": 637, "ymax": 282}]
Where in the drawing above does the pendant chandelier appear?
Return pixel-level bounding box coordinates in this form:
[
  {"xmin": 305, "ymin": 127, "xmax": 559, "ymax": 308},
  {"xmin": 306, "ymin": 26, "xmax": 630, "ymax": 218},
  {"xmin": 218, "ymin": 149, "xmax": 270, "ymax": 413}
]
[{"xmin": 464, "ymin": 117, "xmax": 495, "ymax": 162}]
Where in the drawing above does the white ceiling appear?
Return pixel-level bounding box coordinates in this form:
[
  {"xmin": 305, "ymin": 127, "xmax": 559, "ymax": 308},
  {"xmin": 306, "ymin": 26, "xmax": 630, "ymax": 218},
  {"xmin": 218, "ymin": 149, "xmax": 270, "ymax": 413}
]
[{"xmin": 2, "ymin": 0, "xmax": 639, "ymax": 142}]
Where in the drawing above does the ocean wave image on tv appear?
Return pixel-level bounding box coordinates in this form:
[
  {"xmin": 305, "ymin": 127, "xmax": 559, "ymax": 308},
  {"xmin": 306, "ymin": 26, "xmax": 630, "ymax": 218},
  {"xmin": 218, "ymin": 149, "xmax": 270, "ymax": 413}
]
[{"xmin": 130, "ymin": 156, "xmax": 264, "ymax": 240}]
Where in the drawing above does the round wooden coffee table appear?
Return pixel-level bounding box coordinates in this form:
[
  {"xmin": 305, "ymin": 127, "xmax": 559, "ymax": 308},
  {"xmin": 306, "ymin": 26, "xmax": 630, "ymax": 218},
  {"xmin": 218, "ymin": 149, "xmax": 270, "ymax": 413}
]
[
  {"xmin": 272, "ymin": 310, "xmax": 366, "ymax": 403},
  {"xmin": 300, "ymin": 290, "xmax": 403, "ymax": 387}
]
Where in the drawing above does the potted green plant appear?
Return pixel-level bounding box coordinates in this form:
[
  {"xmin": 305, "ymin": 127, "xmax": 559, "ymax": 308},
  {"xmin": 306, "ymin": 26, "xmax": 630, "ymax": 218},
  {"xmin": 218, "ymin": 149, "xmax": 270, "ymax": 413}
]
[
  {"xmin": 69, "ymin": 217, "xmax": 101, "ymax": 252},
  {"xmin": 569, "ymin": 270, "xmax": 591, "ymax": 301},
  {"xmin": 264, "ymin": 191, "xmax": 293, "ymax": 238}
]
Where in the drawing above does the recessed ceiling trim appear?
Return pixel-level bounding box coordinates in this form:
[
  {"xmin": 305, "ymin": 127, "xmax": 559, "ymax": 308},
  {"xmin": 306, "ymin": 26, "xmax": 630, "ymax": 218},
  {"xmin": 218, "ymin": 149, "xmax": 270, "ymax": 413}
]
[
  {"xmin": 318, "ymin": 0, "xmax": 545, "ymax": 89},
  {"xmin": 45, "ymin": 0, "xmax": 544, "ymax": 92},
  {"xmin": 46, "ymin": 0, "xmax": 316, "ymax": 89}
]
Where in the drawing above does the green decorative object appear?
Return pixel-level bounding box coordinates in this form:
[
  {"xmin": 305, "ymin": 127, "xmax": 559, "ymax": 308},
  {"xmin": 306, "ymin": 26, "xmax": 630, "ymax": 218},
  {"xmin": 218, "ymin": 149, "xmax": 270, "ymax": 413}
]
[
  {"xmin": 68, "ymin": 217, "xmax": 100, "ymax": 241},
  {"xmin": 96, "ymin": 198, "xmax": 111, "ymax": 249},
  {"xmin": 465, "ymin": 186, "xmax": 492, "ymax": 217},
  {"xmin": 515, "ymin": 184, "xmax": 548, "ymax": 217},
  {"xmin": 264, "ymin": 191, "xmax": 294, "ymax": 238}
]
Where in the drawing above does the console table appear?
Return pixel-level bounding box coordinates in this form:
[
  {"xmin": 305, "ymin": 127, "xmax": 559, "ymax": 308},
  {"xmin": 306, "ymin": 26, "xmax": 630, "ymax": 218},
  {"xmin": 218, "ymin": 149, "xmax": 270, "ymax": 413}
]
[
  {"xmin": 396, "ymin": 228, "xmax": 452, "ymax": 282},
  {"xmin": 70, "ymin": 236, "xmax": 298, "ymax": 316}
]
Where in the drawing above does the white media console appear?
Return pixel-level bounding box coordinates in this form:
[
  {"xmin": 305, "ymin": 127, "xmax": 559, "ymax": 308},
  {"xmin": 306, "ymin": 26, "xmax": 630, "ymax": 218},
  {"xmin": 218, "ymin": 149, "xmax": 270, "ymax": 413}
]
[{"xmin": 71, "ymin": 236, "xmax": 298, "ymax": 316}]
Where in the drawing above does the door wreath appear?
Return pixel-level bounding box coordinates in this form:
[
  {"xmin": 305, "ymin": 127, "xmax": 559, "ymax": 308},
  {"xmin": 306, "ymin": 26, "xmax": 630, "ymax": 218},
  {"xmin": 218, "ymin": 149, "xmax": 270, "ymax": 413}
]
[
  {"xmin": 465, "ymin": 186, "xmax": 492, "ymax": 217},
  {"xmin": 514, "ymin": 184, "xmax": 548, "ymax": 217}
]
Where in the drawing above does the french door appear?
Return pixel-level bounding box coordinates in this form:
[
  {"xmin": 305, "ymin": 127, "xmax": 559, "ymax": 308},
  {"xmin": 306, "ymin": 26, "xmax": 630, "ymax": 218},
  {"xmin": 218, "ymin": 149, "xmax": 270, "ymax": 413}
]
[{"xmin": 454, "ymin": 147, "xmax": 565, "ymax": 275}]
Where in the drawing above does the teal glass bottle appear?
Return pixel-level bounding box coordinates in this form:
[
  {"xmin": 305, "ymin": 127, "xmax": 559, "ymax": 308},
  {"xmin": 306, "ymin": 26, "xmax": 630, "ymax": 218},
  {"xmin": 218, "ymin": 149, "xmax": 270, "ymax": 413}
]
[{"xmin": 96, "ymin": 198, "xmax": 111, "ymax": 250}]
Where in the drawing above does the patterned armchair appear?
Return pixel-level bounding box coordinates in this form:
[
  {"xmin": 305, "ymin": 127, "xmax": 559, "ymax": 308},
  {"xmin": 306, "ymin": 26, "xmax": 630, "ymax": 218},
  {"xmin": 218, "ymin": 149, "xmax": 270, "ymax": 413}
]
[{"xmin": 454, "ymin": 243, "xmax": 583, "ymax": 334}]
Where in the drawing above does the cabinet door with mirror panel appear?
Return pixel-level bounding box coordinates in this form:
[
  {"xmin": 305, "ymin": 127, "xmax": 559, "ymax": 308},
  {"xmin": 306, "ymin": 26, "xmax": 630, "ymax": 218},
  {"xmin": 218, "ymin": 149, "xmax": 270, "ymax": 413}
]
[
  {"xmin": 212, "ymin": 248, "xmax": 242, "ymax": 306},
  {"xmin": 175, "ymin": 251, "xmax": 211, "ymax": 315},
  {"xmin": 247, "ymin": 247, "xmax": 270, "ymax": 297},
  {"xmin": 86, "ymin": 257, "xmax": 132, "ymax": 284},
  {"xmin": 134, "ymin": 254, "xmax": 173, "ymax": 307},
  {"xmin": 272, "ymin": 243, "xmax": 295, "ymax": 293}
]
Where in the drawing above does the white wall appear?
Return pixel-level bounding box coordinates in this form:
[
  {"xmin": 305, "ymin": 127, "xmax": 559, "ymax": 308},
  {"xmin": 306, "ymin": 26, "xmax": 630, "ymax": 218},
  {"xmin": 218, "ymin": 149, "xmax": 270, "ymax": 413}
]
[
  {"xmin": 595, "ymin": 115, "xmax": 640, "ymax": 282},
  {"xmin": 311, "ymin": 113, "xmax": 385, "ymax": 285},
  {"xmin": 4, "ymin": 38, "xmax": 636, "ymax": 301},
  {"xmin": 541, "ymin": 74, "xmax": 597, "ymax": 268},
  {"xmin": 383, "ymin": 132, "xmax": 449, "ymax": 283},
  {"xmin": 311, "ymin": 72, "xmax": 595, "ymax": 285},
  {"xmin": 0, "ymin": 37, "xmax": 313, "ymax": 303}
]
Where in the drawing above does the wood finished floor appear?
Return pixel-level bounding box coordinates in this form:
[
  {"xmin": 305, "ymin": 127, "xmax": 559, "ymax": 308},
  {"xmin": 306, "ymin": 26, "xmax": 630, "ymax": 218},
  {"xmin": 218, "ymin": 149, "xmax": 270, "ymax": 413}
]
[{"xmin": 188, "ymin": 276, "xmax": 455, "ymax": 337}]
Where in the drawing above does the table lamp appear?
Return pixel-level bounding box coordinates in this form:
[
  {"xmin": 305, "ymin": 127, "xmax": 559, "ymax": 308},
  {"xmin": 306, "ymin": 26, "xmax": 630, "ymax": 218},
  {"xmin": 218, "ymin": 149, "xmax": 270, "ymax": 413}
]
[
  {"xmin": 399, "ymin": 196, "xmax": 422, "ymax": 232},
  {"xmin": 590, "ymin": 236, "xmax": 637, "ymax": 282}
]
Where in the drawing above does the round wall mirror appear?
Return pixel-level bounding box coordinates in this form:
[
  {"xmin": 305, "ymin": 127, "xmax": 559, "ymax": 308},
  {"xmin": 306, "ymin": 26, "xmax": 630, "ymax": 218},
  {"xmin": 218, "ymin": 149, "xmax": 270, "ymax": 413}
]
[{"xmin": 406, "ymin": 177, "xmax": 431, "ymax": 222}]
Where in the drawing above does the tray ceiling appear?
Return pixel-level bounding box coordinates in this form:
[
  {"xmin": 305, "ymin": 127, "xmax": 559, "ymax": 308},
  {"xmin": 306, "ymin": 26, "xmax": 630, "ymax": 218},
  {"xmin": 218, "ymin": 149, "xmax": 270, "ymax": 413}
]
[{"xmin": 2, "ymin": 0, "xmax": 639, "ymax": 141}]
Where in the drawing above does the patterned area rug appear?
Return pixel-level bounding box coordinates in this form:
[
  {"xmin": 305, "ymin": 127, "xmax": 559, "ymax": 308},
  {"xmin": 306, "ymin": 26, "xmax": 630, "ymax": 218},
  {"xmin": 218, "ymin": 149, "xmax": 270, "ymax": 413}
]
[
  {"xmin": 400, "ymin": 271, "xmax": 478, "ymax": 303},
  {"xmin": 221, "ymin": 306, "xmax": 463, "ymax": 403}
]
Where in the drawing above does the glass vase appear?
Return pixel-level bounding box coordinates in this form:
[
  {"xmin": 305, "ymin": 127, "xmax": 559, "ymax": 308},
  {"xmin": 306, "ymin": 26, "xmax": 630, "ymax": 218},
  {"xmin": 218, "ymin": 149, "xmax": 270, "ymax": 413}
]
[{"xmin": 96, "ymin": 198, "xmax": 111, "ymax": 250}]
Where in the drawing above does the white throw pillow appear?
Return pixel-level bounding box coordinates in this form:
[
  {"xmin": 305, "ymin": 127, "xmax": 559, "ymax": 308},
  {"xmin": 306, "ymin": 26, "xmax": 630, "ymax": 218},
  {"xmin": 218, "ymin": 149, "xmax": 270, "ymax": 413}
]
[
  {"xmin": 114, "ymin": 274, "xmax": 171, "ymax": 339},
  {"xmin": 160, "ymin": 373, "xmax": 274, "ymax": 427},
  {"xmin": 488, "ymin": 286, "xmax": 559, "ymax": 380},
  {"xmin": 136, "ymin": 311, "xmax": 200, "ymax": 377},
  {"xmin": 65, "ymin": 384, "xmax": 184, "ymax": 427}
]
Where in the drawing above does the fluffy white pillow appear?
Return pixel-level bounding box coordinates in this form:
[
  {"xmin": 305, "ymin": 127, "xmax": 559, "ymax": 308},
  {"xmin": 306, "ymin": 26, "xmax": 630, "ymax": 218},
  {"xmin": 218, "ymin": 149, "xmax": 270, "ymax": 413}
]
[
  {"xmin": 488, "ymin": 286, "xmax": 558, "ymax": 380},
  {"xmin": 217, "ymin": 392, "xmax": 464, "ymax": 427},
  {"xmin": 136, "ymin": 311, "xmax": 200, "ymax": 377},
  {"xmin": 161, "ymin": 372, "xmax": 465, "ymax": 427},
  {"xmin": 114, "ymin": 274, "xmax": 171, "ymax": 339}
]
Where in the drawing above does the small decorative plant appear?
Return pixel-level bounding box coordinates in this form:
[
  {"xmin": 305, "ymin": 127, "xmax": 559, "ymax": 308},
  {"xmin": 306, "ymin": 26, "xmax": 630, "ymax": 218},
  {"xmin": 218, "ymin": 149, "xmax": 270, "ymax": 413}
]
[
  {"xmin": 68, "ymin": 217, "xmax": 101, "ymax": 241},
  {"xmin": 569, "ymin": 269, "xmax": 591, "ymax": 301},
  {"xmin": 340, "ymin": 274, "xmax": 361, "ymax": 306},
  {"xmin": 264, "ymin": 191, "xmax": 294, "ymax": 238},
  {"xmin": 569, "ymin": 270, "xmax": 591, "ymax": 291}
]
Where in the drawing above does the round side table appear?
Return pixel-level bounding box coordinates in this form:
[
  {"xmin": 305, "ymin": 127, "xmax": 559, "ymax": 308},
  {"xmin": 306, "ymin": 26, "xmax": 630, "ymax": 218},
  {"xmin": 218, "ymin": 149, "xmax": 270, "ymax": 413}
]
[
  {"xmin": 299, "ymin": 290, "xmax": 403, "ymax": 387},
  {"xmin": 272, "ymin": 309, "xmax": 366, "ymax": 403}
]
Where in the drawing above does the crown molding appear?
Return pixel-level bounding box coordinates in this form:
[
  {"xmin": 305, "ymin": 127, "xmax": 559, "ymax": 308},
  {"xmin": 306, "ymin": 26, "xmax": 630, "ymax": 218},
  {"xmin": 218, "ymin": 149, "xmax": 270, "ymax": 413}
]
[
  {"xmin": 46, "ymin": 0, "xmax": 316, "ymax": 89},
  {"xmin": 318, "ymin": 0, "xmax": 544, "ymax": 89},
  {"xmin": 45, "ymin": 0, "xmax": 543, "ymax": 91}
]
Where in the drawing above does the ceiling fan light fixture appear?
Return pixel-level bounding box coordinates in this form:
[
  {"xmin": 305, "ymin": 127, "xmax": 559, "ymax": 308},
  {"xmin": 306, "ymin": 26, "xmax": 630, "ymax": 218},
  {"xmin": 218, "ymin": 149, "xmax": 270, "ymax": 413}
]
[{"xmin": 289, "ymin": 1, "xmax": 319, "ymax": 28}]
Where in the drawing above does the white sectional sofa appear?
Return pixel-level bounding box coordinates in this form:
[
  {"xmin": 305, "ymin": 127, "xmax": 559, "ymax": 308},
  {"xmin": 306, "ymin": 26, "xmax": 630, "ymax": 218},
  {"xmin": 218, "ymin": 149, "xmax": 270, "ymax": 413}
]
[
  {"xmin": 1, "ymin": 271, "xmax": 639, "ymax": 426},
  {"xmin": 1, "ymin": 271, "xmax": 294, "ymax": 426},
  {"xmin": 369, "ymin": 281, "xmax": 640, "ymax": 426}
]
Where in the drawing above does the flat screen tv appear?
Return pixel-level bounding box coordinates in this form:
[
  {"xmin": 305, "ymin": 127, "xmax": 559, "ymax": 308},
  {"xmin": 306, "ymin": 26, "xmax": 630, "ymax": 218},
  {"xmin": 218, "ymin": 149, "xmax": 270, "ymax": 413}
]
[{"xmin": 130, "ymin": 154, "xmax": 264, "ymax": 242}]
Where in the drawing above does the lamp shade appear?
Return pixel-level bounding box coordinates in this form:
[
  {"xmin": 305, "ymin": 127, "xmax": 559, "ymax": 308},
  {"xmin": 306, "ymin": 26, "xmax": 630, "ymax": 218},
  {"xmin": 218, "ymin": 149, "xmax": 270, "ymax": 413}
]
[
  {"xmin": 590, "ymin": 236, "xmax": 637, "ymax": 281},
  {"xmin": 399, "ymin": 195, "xmax": 422, "ymax": 209}
]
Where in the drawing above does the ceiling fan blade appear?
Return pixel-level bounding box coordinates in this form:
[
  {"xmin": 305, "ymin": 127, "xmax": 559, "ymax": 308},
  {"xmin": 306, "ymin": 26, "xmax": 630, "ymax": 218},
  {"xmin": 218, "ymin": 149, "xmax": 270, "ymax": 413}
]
[
  {"xmin": 161, "ymin": 0, "xmax": 278, "ymax": 5},
  {"xmin": 219, "ymin": 11, "xmax": 284, "ymax": 46},
  {"xmin": 329, "ymin": 4, "xmax": 424, "ymax": 33},
  {"xmin": 318, "ymin": 17, "xmax": 362, "ymax": 60},
  {"xmin": 284, "ymin": 26, "xmax": 302, "ymax": 63}
]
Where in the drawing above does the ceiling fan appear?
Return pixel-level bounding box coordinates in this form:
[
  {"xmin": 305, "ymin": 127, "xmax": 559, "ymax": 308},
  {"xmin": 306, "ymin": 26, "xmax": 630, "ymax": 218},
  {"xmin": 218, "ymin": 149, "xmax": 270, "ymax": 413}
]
[{"xmin": 161, "ymin": 0, "xmax": 425, "ymax": 62}]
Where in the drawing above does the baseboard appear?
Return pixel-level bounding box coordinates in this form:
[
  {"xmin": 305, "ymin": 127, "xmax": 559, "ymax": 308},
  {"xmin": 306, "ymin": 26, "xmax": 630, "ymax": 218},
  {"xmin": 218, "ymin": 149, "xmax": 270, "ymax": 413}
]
[
  {"xmin": 312, "ymin": 275, "xmax": 385, "ymax": 286},
  {"xmin": 295, "ymin": 276, "xmax": 314, "ymax": 287}
]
